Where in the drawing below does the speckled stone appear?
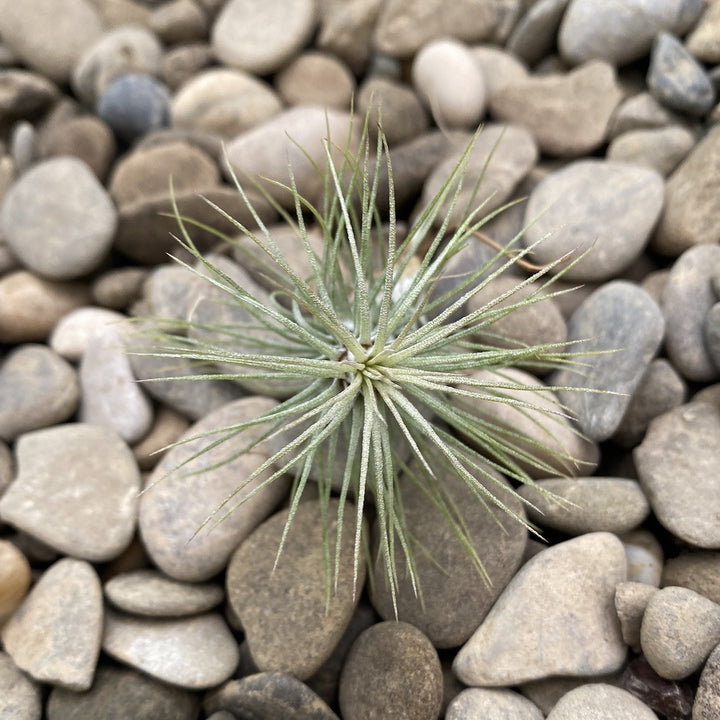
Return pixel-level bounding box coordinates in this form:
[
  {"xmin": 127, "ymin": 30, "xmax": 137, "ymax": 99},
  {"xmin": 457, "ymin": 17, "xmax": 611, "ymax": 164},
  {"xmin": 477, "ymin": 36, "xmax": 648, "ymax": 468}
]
[
  {"xmin": 140, "ymin": 396, "xmax": 288, "ymax": 581},
  {"xmin": 546, "ymin": 683, "xmax": 658, "ymax": 720},
  {"xmin": 0, "ymin": 540, "xmax": 32, "ymax": 624},
  {"xmin": 0, "ymin": 344, "xmax": 79, "ymax": 441},
  {"xmin": 205, "ymin": 673, "xmax": 340, "ymax": 720},
  {"xmin": 454, "ymin": 533, "xmax": 627, "ymax": 686},
  {"xmin": 227, "ymin": 499, "xmax": 363, "ymax": 681},
  {"xmin": 447, "ymin": 687, "xmax": 543, "ymax": 720},
  {"xmin": 0, "ymin": 423, "xmax": 140, "ymax": 562},
  {"xmin": 1, "ymin": 156, "xmax": 117, "ymax": 280},
  {"xmin": 662, "ymin": 551, "xmax": 720, "ymax": 606},
  {"xmin": 104, "ymin": 569, "xmax": 224, "ymax": 617},
  {"xmin": 635, "ymin": 402, "xmax": 720, "ymax": 548},
  {"xmin": 1, "ymin": 558, "xmax": 103, "ymax": 690},
  {"xmin": 615, "ymin": 581, "xmax": 658, "ymax": 652},
  {"xmin": 103, "ymin": 609, "xmax": 239, "ymax": 689},
  {"xmin": 47, "ymin": 664, "xmax": 199, "ymax": 720},
  {"xmin": 695, "ymin": 642, "xmax": 720, "ymax": 720},
  {"xmin": 339, "ymin": 621, "xmax": 443, "ymax": 720},
  {"xmin": 0, "ymin": 650, "xmax": 42, "ymax": 720}
]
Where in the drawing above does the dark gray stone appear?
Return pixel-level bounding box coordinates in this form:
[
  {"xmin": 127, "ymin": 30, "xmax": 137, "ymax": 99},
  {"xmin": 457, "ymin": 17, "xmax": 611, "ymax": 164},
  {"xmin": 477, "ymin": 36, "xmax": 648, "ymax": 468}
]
[
  {"xmin": 553, "ymin": 281, "xmax": 665, "ymax": 442},
  {"xmin": 647, "ymin": 33, "xmax": 716, "ymax": 117}
]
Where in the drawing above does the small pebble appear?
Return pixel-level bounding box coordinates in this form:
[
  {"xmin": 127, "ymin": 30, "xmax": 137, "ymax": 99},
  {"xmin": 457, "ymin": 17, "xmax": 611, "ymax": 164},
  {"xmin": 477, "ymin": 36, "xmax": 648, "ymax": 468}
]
[
  {"xmin": 506, "ymin": 0, "xmax": 569, "ymax": 66},
  {"xmin": 149, "ymin": 0, "xmax": 208, "ymax": 44},
  {"xmin": 0, "ymin": 650, "xmax": 43, "ymax": 720},
  {"xmin": 49, "ymin": 306, "xmax": 128, "ymax": 362},
  {"xmin": 662, "ymin": 551, "xmax": 720, "ymax": 606},
  {"xmin": 695, "ymin": 642, "xmax": 720, "ymax": 720},
  {"xmin": 0, "ymin": 540, "xmax": 32, "ymax": 624},
  {"xmin": 132, "ymin": 404, "xmax": 190, "ymax": 471},
  {"xmin": 622, "ymin": 656, "xmax": 695, "ymax": 720},
  {"xmin": 339, "ymin": 621, "xmax": 443, "ymax": 720},
  {"xmin": 547, "ymin": 683, "xmax": 658, "ymax": 720},
  {"xmin": 103, "ymin": 609, "xmax": 239, "ymax": 689},
  {"xmin": 1, "ymin": 558, "xmax": 103, "ymax": 691},
  {"xmin": 275, "ymin": 51, "xmax": 355, "ymax": 110},
  {"xmin": 621, "ymin": 529, "xmax": 664, "ymax": 586},
  {"xmin": 614, "ymin": 581, "xmax": 658, "ymax": 652},
  {"xmin": 446, "ymin": 687, "xmax": 543, "ymax": 720},
  {"xmin": 606, "ymin": 125, "xmax": 695, "ymax": 176},
  {"xmin": 0, "ymin": 68, "xmax": 59, "ymax": 123},
  {"xmin": 686, "ymin": 0, "xmax": 720, "ymax": 63}
]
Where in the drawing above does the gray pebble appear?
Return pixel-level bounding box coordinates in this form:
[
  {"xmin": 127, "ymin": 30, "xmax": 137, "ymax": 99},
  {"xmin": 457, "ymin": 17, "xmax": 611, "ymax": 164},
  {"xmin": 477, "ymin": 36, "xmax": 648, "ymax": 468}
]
[
  {"xmin": 0, "ymin": 650, "xmax": 42, "ymax": 720},
  {"xmin": 547, "ymin": 683, "xmax": 658, "ymax": 720},
  {"xmin": 339, "ymin": 621, "xmax": 443, "ymax": 720},
  {"xmin": 140, "ymin": 396, "xmax": 288, "ymax": 581},
  {"xmin": 705, "ymin": 302, "xmax": 720, "ymax": 371},
  {"xmin": 519, "ymin": 478, "xmax": 650, "ymax": 535},
  {"xmin": 662, "ymin": 551, "xmax": 720, "ymax": 606},
  {"xmin": 506, "ymin": 0, "xmax": 569, "ymax": 66},
  {"xmin": 104, "ymin": 568, "xmax": 224, "ymax": 617},
  {"xmin": 0, "ymin": 344, "xmax": 79, "ymax": 441},
  {"xmin": 608, "ymin": 91, "xmax": 687, "ymax": 138},
  {"xmin": 205, "ymin": 673, "xmax": 339, "ymax": 720},
  {"xmin": 447, "ymin": 687, "xmax": 543, "ymax": 720},
  {"xmin": 0, "ymin": 423, "xmax": 140, "ymax": 562},
  {"xmin": 454, "ymin": 533, "xmax": 627, "ymax": 686},
  {"xmin": 606, "ymin": 125, "xmax": 696, "ymax": 177},
  {"xmin": 635, "ymin": 402, "xmax": 720, "ymax": 548},
  {"xmin": 47, "ymin": 664, "xmax": 198, "ymax": 720},
  {"xmin": 553, "ymin": 281, "xmax": 665, "ymax": 441},
  {"xmin": 0, "ymin": 157, "xmax": 117, "ymax": 280},
  {"xmin": 523, "ymin": 161, "xmax": 665, "ymax": 282},
  {"xmin": 1, "ymin": 558, "xmax": 102, "ymax": 691},
  {"xmin": 661, "ymin": 244, "xmax": 720, "ymax": 382},
  {"xmin": 227, "ymin": 499, "xmax": 363, "ymax": 681},
  {"xmin": 647, "ymin": 33, "xmax": 716, "ymax": 117},
  {"xmin": 150, "ymin": 0, "xmax": 208, "ymax": 44},
  {"xmin": 641, "ymin": 586, "xmax": 720, "ymax": 680},
  {"xmin": 103, "ymin": 609, "xmax": 239, "ymax": 689},
  {"xmin": 614, "ymin": 581, "xmax": 658, "ymax": 652},
  {"xmin": 97, "ymin": 73, "xmax": 171, "ymax": 144},
  {"xmin": 695, "ymin": 642, "xmax": 720, "ymax": 720}
]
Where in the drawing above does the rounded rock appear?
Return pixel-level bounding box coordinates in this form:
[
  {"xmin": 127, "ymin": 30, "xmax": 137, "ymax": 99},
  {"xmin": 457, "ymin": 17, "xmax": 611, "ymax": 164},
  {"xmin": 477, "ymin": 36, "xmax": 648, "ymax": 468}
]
[
  {"xmin": 1, "ymin": 157, "xmax": 117, "ymax": 280},
  {"xmin": 275, "ymin": 51, "xmax": 355, "ymax": 110},
  {"xmin": 0, "ymin": 344, "xmax": 79, "ymax": 442},
  {"xmin": 0, "ymin": 558, "xmax": 103, "ymax": 691},
  {"xmin": 506, "ymin": 0, "xmax": 569, "ymax": 66},
  {"xmin": 132, "ymin": 405, "xmax": 190, "ymax": 471},
  {"xmin": 211, "ymin": 0, "xmax": 317, "ymax": 75},
  {"xmin": 695, "ymin": 642, "xmax": 720, "ymax": 720},
  {"xmin": 49, "ymin": 306, "xmax": 129, "ymax": 362},
  {"xmin": 339, "ymin": 621, "xmax": 443, "ymax": 720},
  {"xmin": 412, "ymin": 38, "xmax": 486, "ymax": 130},
  {"xmin": 662, "ymin": 551, "xmax": 720, "ymax": 606},
  {"xmin": 171, "ymin": 68, "xmax": 282, "ymax": 137},
  {"xmin": 686, "ymin": 0, "xmax": 720, "ymax": 63},
  {"xmin": 0, "ymin": 423, "xmax": 141, "ymax": 562},
  {"xmin": 523, "ymin": 160, "xmax": 665, "ymax": 282},
  {"xmin": 0, "ymin": 540, "xmax": 32, "ymax": 624},
  {"xmin": 606, "ymin": 125, "xmax": 696, "ymax": 177},
  {"xmin": 453, "ymin": 533, "xmax": 628, "ymax": 686},
  {"xmin": 634, "ymin": 402, "xmax": 720, "ymax": 548},
  {"xmin": 97, "ymin": 73, "xmax": 172, "ymax": 144},
  {"xmin": 0, "ymin": 69, "xmax": 59, "ymax": 123},
  {"xmin": 0, "ymin": 650, "xmax": 42, "ymax": 720},
  {"xmin": 103, "ymin": 609, "xmax": 239, "ymax": 689},
  {"xmin": 149, "ymin": 0, "xmax": 209, "ymax": 44},
  {"xmin": 641, "ymin": 586, "xmax": 720, "ymax": 680},
  {"xmin": 615, "ymin": 581, "xmax": 658, "ymax": 652},
  {"xmin": 447, "ymin": 687, "xmax": 543, "ymax": 720},
  {"xmin": 547, "ymin": 683, "xmax": 659, "ymax": 719},
  {"xmin": 161, "ymin": 42, "xmax": 214, "ymax": 90},
  {"xmin": 0, "ymin": 0, "xmax": 104, "ymax": 83}
]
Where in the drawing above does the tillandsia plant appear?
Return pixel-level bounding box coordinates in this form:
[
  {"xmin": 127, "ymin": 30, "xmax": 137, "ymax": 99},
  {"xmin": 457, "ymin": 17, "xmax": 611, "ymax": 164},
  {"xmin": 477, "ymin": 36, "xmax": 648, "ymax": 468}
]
[{"xmin": 147, "ymin": 112, "xmax": 590, "ymax": 613}]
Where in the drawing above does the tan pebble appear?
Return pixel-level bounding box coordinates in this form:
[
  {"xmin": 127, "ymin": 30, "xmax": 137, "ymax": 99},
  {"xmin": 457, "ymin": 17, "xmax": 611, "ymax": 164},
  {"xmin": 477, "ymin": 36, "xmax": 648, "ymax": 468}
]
[
  {"xmin": 132, "ymin": 405, "xmax": 190, "ymax": 471},
  {"xmin": 0, "ymin": 540, "xmax": 32, "ymax": 624}
]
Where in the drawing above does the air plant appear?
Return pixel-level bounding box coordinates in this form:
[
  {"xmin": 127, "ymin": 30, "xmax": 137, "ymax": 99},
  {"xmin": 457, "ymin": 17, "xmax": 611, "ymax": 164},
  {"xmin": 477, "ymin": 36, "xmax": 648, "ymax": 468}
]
[{"xmin": 145, "ymin": 112, "xmax": 590, "ymax": 613}]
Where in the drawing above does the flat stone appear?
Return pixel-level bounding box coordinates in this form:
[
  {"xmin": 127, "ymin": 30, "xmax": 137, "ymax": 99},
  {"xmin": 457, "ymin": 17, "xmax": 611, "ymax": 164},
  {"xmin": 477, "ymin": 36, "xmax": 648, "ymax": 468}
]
[
  {"xmin": 1, "ymin": 558, "xmax": 102, "ymax": 690},
  {"xmin": 412, "ymin": 38, "xmax": 486, "ymax": 130},
  {"xmin": 523, "ymin": 161, "xmax": 665, "ymax": 282},
  {"xmin": 370, "ymin": 459, "xmax": 527, "ymax": 648},
  {"xmin": 0, "ymin": 424, "xmax": 140, "ymax": 562},
  {"xmin": 519, "ymin": 478, "xmax": 650, "ymax": 536},
  {"xmin": 374, "ymin": 0, "xmax": 501, "ymax": 57},
  {"xmin": 558, "ymin": 0, "xmax": 705, "ymax": 66},
  {"xmin": 339, "ymin": 622, "xmax": 443, "ymax": 720},
  {"xmin": 686, "ymin": 0, "xmax": 720, "ymax": 63},
  {"xmin": 0, "ymin": 650, "xmax": 42, "ymax": 720},
  {"xmin": 421, "ymin": 123, "xmax": 537, "ymax": 226},
  {"xmin": 451, "ymin": 366, "xmax": 599, "ymax": 479},
  {"xmin": 47, "ymin": 664, "xmax": 199, "ymax": 720},
  {"xmin": 79, "ymin": 326, "xmax": 154, "ymax": 444},
  {"xmin": 91, "ymin": 267, "xmax": 148, "ymax": 311},
  {"xmin": 647, "ymin": 33, "xmax": 716, "ymax": 117},
  {"xmin": 634, "ymin": 402, "xmax": 720, "ymax": 548},
  {"xmin": 227, "ymin": 499, "xmax": 363, "ymax": 681},
  {"xmin": 506, "ymin": 0, "xmax": 569, "ymax": 66},
  {"xmin": 71, "ymin": 25, "xmax": 163, "ymax": 106},
  {"xmin": 105, "ymin": 569, "xmax": 224, "ymax": 617},
  {"xmin": 553, "ymin": 281, "xmax": 665, "ymax": 441},
  {"xmin": 171, "ymin": 68, "xmax": 282, "ymax": 137},
  {"xmin": 615, "ymin": 581, "xmax": 658, "ymax": 652},
  {"xmin": 0, "ymin": 540, "xmax": 32, "ymax": 624},
  {"xmin": 547, "ymin": 683, "xmax": 659, "ymax": 720},
  {"xmin": 606, "ymin": 125, "xmax": 696, "ymax": 177},
  {"xmin": 608, "ymin": 92, "xmax": 687, "ymax": 138},
  {"xmin": 211, "ymin": 0, "xmax": 317, "ymax": 75},
  {"xmin": 661, "ymin": 244, "xmax": 720, "ymax": 382},
  {"xmin": 0, "ymin": 344, "xmax": 79, "ymax": 441},
  {"xmin": 140, "ymin": 396, "xmax": 288, "ymax": 581},
  {"xmin": 1, "ymin": 157, "xmax": 117, "ymax": 280},
  {"xmin": 150, "ymin": 0, "xmax": 208, "ymax": 44},
  {"xmin": 103, "ymin": 609, "xmax": 239, "ymax": 689},
  {"xmin": 275, "ymin": 51, "xmax": 355, "ymax": 111},
  {"xmin": 49, "ymin": 306, "xmax": 128, "ymax": 362},
  {"xmin": 223, "ymin": 106, "xmax": 359, "ymax": 209},
  {"xmin": 662, "ymin": 551, "xmax": 720, "ymax": 605},
  {"xmin": 641, "ymin": 586, "xmax": 720, "ymax": 680},
  {"xmin": 0, "ymin": 0, "xmax": 103, "ymax": 83},
  {"xmin": 489, "ymin": 61, "xmax": 623, "ymax": 156},
  {"xmin": 695, "ymin": 642, "xmax": 720, "ymax": 720},
  {"xmin": 447, "ymin": 687, "xmax": 543, "ymax": 720},
  {"xmin": 453, "ymin": 533, "xmax": 627, "ymax": 686},
  {"xmin": 654, "ymin": 124, "xmax": 720, "ymax": 256},
  {"xmin": 205, "ymin": 673, "xmax": 339, "ymax": 720},
  {"xmin": 613, "ymin": 359, "xmax": 687, "ymax": 448}
]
